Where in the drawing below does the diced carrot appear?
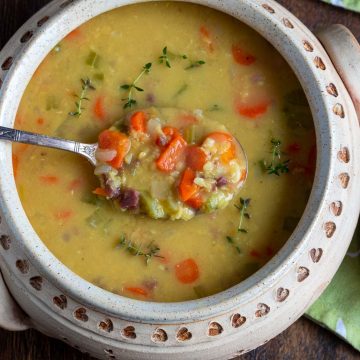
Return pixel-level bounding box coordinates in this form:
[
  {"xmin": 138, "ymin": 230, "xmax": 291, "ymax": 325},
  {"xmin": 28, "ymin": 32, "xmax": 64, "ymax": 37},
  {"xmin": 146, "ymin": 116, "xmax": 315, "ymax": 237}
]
[
  {"xmin": 186, "ymin": 146, "xmax": 207, "ymax": 171},
  {"xmin": 68, "ymin": 178, "xmax": 82, "ymax": 191},
  {"xmin": 36, "ymin": 117, "xmax": 45, "ymax": 126},
  {"xmin": 175, "ymin": 258, "xmax": 200, "ymax": 284},
  {"xmin": 40, "ymin": 175, "xmax": 59, "ymax": 185},
  {"xmin": 240, "ymin": 169, "xmax": 247, "ymax": 182},
  {"xmin": 232, "ymin": 45, "xmax": 256, "ymax": 65},
  {"xmin": 250, "ymin": 250, "xmax": 262, "ymax": 259},
  {"xmin": 236, "ymin": 102, "xmax": 269, "ymax": 119},
  {"xmin": 287, "ymin": 142, "xmax": 301, "ymax": 154},
  {"xmin": 93, "ymin": 187, "xmax": 107, "ymax": 197},
  {"xmin": 179, "ymin": 168, "xmax": 199, "ymax": 202},
  {"xmin": 124, "ymin": 287, "xmax": 149, "ymax": 297},
  {"xmin": 93, "ymin": 97, "xmax": 106, "ymax": 122},
  {"xmin": 156, "ymin": 126, "xmax": 180, "ymax": 147},
  {"xmin": 98, "ymin": 130, "xmax": 131, "ymax": 169},
  {"xmin": 200, "ymin": 25, "xmax": 214, "ymax": 52},
  {"xmin": 65, "ymin": 28, "xmax": 81, "ymax": 41},
  {"xmin": 54, "ymin": 210, "xmax": 73, "ymax": 220},
  {"xmin": 186, "ymin": 194, "xmax": 204, "ymax": 210},
  {"xmin": 205, "ymin": 132, "xmax": 236, "ymax": 163},
  {"xmin": 156, "ymin": 135, "xmax": 187, "ymax": 172},
  {"xmin": 130, "ymin": 111, "xmax": 147, "ymax": 133},
  {"xmin": 12, "ymin": 154, "xmax": 19, "ymax": 179}
]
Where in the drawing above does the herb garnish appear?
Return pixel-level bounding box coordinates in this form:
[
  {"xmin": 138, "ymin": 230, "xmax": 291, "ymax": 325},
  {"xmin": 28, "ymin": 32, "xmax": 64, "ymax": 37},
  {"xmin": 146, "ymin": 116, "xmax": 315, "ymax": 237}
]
[
  {"xmin": 226, "ymin": 236, "xmax": 242, "ymax": 254},
  {"xmin": 174, "ymin": 84, "xmax": 188, "ymax": 98},
  {"xmin": 120, "ymin": 62, "xmax": 152, "ymax": 109},
  {"xmin": 117, "ymin": 234, "xmax": 164, "ymax": 265},
  {"xmin": 185, "ymin": 60, "xmax": 206, "ymax": 70},
  {"xmin": 69, "ymin": 78, "xmax": 96, "ymax": 117},
  {"xmin": 207, "ymin": 104, "xmax": 222, "ymax": 111},
  {"xmin": 159, "ymin": 46, "xmax": 205, "ymax": 70},
  {"xmin": 261, "ymin": 139, "xmax": 290, "ymax": 176},
  {"xmin": 235, "ymin": 198, "xmax": 251, "ymax": 233}
]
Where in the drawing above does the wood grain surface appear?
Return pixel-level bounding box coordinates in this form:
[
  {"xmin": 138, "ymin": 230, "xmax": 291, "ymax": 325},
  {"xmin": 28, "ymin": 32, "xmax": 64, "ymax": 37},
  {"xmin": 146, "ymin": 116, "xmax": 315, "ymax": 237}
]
[{"xmin": 0, "ymin": 0, "xmax": 359, "ymax": 359}]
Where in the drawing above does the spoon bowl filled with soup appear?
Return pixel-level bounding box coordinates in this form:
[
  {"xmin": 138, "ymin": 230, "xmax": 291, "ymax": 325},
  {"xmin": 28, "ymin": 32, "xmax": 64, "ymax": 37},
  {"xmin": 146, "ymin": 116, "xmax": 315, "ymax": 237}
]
[{"xmin": 0, "ymin": 0, "xmax": 359, "ymax": 358}]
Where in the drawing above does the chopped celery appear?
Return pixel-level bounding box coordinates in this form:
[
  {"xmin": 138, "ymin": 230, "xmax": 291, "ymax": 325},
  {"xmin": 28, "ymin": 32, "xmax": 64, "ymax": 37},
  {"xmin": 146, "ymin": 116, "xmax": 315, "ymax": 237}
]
[
  {"xmin": 46, "ymin": 95, "xmax": 60, "ymax": 111},
  {"xmin": 81, "ymin": 193, "xmax": 106, "ymax": 207},
  {"xmin": 184, "ymin": 125, "xmax": 197, "ymax": 144},
  {"xmin": 140, "ymin": 192, "xmax": 166, "ymax": 219},
  {"xmin": 94, "ymin": 73, "xmax": 104, "ymax": 81},
  {"xmin": 162, "ymin": 196, "xmax": 180, "ymax": 215},
  {"xmin": 86, "ymin": 50, "xmax": 100, "ymax": 68}
]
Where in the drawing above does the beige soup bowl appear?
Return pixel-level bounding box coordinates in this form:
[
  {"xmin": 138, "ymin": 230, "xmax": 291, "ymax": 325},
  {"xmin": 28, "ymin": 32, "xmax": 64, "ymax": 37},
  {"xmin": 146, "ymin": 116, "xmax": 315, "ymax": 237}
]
[{"xmin": 0, "ymin": 0, "xmax": 359, "ymax": 359}]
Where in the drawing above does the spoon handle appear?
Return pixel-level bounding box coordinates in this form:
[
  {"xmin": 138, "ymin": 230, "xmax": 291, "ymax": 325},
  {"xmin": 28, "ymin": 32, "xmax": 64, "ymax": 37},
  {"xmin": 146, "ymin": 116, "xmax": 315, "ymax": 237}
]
[{"xmin": 0, "ymin": 126, "xmax": 97, "ymax": 166}]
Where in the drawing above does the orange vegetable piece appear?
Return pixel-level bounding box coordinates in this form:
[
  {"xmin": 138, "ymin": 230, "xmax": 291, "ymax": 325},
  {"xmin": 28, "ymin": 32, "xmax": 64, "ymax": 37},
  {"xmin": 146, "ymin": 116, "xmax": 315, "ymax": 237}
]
[
  {"xmin": 65, "ymin": 28, "xmax": 81, "ymax": 41},
  {"xmin": 186, "ymin": 194, "xmax": 203, "ymax": 210},
  {"xmin": 186, "ymin": 146, "xmax": 207, "ymax": 171},
  {"xmin": 175, "ymin": 258, "xmax": 200, "ymax": 284},
  {"xmin": 36, "ymin": 117, "xmax": 45, "ymax": 126},
  {"xmin": 98, "ymin": 130, "xmax": 131, "ymax": 169},
  {"xmin": 156, "ymin": 126, "xmax": 179, "ymax": 147},
  {"xmin": 40, "ymin": 175, "xmax": 59, "ymax": 185},
  {"xmin": 54, "ymin": 210, "xmax": 73, "ymax": 220},
  {"xmin": 232, "ymin": 45, "xmax": 256, "ymax": 65},
  {"xmin": 130, "ymin": 111, "xmax": 147, "ymax": 133},
  {"xmin": 179, "ymin": 168, "xmax": 199, "ymax": 202},
  {"xmin": 12, "ymin": 154, "xmax": 19, "ymax": 178},
  {"xmin": 68, "ymin": 178, "xmax": 82, "ymax": 191},
  {"xmin": 93, "ymin": 97, "xmax": 106, "ymax": 121},
  {"xmin": 236, "ymin": 102, "xmax": 269, "ymax": 119},
  {"xmin": 206, "ymin": 132, "xmax": 236, "ymax": 163},
  {"xmin": 177, "ymin": 113, "xmax": 198, "ymax": 126},
  {"xmin": 200, "ymin": 25, "xmax": 214, "ymax": 52},
  {"xmin": 93, "ymin": 187, "xmax": 107, "ymax": 197},
  {"xmin": 124, "ymin": 287, "xmax": 149, "ymax": 297},
  {"xmin": 156, "ymin": 135, "xmax": 187, "ymax": 172}
]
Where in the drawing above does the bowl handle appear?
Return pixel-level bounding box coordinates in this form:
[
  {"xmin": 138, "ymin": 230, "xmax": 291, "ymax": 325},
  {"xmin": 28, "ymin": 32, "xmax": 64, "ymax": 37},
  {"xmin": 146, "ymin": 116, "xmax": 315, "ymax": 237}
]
[
  {"xmin": 0, "ymin": 270, "xmax": 30, "ymax": 331},
  {"xmin": 316, "ymin": 24, "xmax": 360, "ymax": 122}
]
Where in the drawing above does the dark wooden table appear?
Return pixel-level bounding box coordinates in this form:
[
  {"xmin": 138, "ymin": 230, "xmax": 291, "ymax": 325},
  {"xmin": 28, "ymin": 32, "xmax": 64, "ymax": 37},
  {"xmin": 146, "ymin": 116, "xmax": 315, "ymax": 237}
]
[{"xmin": 0, "ymin": 0, "xmax": 360, "ymax": 359}]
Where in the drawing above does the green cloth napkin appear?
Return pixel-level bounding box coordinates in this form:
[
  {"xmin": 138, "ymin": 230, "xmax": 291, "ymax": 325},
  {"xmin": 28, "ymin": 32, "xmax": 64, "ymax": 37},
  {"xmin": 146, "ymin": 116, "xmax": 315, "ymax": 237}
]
[
  {"xmin": 306, "ymin": 221, "xmax": 360, "ymax": 350},
  {"xmin": 322, "ymin": 0, "xmax": 360, "ymax": 12}
]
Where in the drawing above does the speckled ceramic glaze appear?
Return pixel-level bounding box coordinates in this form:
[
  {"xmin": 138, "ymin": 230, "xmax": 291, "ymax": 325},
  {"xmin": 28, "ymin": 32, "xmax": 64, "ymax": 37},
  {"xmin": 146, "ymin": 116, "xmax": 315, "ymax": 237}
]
[{"xmin": 0, "ymin": 1, "xmax": 359, "ymax": 359}]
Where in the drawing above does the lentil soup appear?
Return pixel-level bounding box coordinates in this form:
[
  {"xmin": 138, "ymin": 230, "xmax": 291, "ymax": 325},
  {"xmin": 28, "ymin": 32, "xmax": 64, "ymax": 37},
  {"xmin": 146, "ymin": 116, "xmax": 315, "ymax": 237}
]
[{"xmin": 14, "ymin": 2, "xmax": 315, "ymax": 302}]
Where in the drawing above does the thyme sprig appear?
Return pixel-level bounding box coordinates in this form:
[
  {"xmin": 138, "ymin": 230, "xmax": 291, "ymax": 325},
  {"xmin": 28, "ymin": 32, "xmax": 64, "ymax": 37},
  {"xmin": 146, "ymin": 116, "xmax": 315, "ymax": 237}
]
[
  {"xmin": 226, "ymin": 236, "xmax": 242, "ymax": 254},
  {"xmin": 69, "ymin": 78, "xmax": 96, "ymax": 117},
  {"xmin": 261, "ymin": 139, "xmax": 290, "ymax": 176},
  {"xmin": 235, "ymin": 198, "xmax": 251, "ymax": 233},
  {"xmin": 120, "ymin": 62, "xmax": 152, "ymax": 109},
  {"xmin": 117, "ymin": 234, "xmax": 164, "ymax": 265},
  {"xmin": 158, "ymin": 46, "xmax": 205, "ymax": 70}
]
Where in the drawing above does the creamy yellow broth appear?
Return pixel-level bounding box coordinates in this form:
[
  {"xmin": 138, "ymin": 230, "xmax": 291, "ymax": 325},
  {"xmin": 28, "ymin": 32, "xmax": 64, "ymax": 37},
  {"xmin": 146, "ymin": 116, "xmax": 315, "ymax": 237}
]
[{"xmin": 14, "ymin": 2, "xmax": 315, "ymax": 302}]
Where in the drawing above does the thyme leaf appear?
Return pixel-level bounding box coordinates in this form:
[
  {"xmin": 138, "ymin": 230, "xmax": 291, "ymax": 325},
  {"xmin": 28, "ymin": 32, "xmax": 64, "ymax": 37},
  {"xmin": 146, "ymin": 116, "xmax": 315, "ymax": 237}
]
[
  {"xmin": 185, "ymin": 60, "xmax": 206, "ymax": 70},
  {"xmin": 261, "ymin": 139, "xmax": 290, "ymax": 176},
  {"xmin": 158, "ymin": 46, "xmax": 205, "ymax": 70},
  {"xmin": 120, "ymin": 62, "xmax": 152, "ymax": 109},
  {"xmin": 117, "ymin": 234, "xmax": 164, "ymax": 265},
  {"xmin": 236, "ymin": 198, "xmax": 251, "ymax": 233},
  {"xmin": 69, "ymin": 78, "xmax": 96, "ymax": 117}
]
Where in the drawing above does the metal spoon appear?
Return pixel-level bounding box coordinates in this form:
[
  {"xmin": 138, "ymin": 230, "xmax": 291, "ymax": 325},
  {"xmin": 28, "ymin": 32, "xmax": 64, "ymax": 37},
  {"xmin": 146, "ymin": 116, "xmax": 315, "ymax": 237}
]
[{"xmin": 0, "ymin": 126, "xmax": 98, "ymax": 166}]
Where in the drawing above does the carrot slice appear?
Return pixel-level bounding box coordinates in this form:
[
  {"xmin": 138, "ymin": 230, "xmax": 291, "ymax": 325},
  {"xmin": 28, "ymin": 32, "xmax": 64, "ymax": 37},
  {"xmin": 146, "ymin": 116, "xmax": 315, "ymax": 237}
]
[
  {"xmin": 40, "ymin": 175, "xmax": 59, "ymax": 185},
  {"xmin": 124, "ymin": 287, "xmax": 149, "ymax": 297},
  {"xmin": 36, "ymin": 117, "xmax": 45, "ymax": 126},
  {"xmin": 98, "ymin": 130, "xmax": 131, "ymax": 169},
  {"xmin": 179, "ymin": 168, "xmax": 199, "ymax": 202},
  {"xmin": 93, "ymin": 187, "xmax": 107, "ymax": 197},
  {"xmin": 12, "ymin": 154, "xmax": 19, "ymax": 179},
  {"xmin": 156, "ymin": 135, "xmax": 187, "ymax": 172},
  {"xmin": 175, "ymin": 258, "xmax": 200, "ymax": 284},
  {"xmin": 54, "ymin": 210, "xmax": 73, "ymax": 220},
  {"xmin": 186, "ymin": 194, "xmax": 203, "ymax": 210},
  {"xmin": 236, "ymin": 102, "xmax": 269, "ymax": 119},
  {"xmin": 200, "ymin": 25, "xmax": 214, "ymax": 52},
  {"xmin": 156, "ymin": 126, "xmax": 180, "ymax": 147},
  {"xmin": 130, "ymin": 111, "xmax": 147, "ymax": 133},
  {"xmin": 186, "ymin": 146, "xmax": 207, "ymax": 171},
  {"xmin": 205, "ymin": 132, "xmax": 236, "ymax": 163},
  {"xmin": 93, "ymin": 97, "xmax": 106, "ymax": 121},
  {"xmin": 232, "ymin": 45, "xmax": 256, "ymax": 65},
  {"xmin": 65, "ymin": 28, "xmax": 81, "ymax": 41}
]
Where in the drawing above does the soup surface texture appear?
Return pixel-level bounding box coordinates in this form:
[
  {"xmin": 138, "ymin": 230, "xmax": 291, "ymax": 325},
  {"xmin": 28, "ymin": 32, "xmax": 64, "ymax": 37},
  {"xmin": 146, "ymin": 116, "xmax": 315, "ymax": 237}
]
[{"xmin": 14, "ymin": 2, "xmax": 315, "ymax": 302}]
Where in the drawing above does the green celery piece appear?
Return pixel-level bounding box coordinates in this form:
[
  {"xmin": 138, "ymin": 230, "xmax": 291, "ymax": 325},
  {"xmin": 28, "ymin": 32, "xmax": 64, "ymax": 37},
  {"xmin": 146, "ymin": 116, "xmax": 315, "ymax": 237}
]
[
  {"xmin": 184, "ymin": 125, "xmax": 197, "ymax": 144},
  {"xmin": 86, "ymin": 50, "xmax": 100, "ymax": 68},
  {"xmin": 140, "ymin": 192, "xmax": 166, "ymax": 219}
]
